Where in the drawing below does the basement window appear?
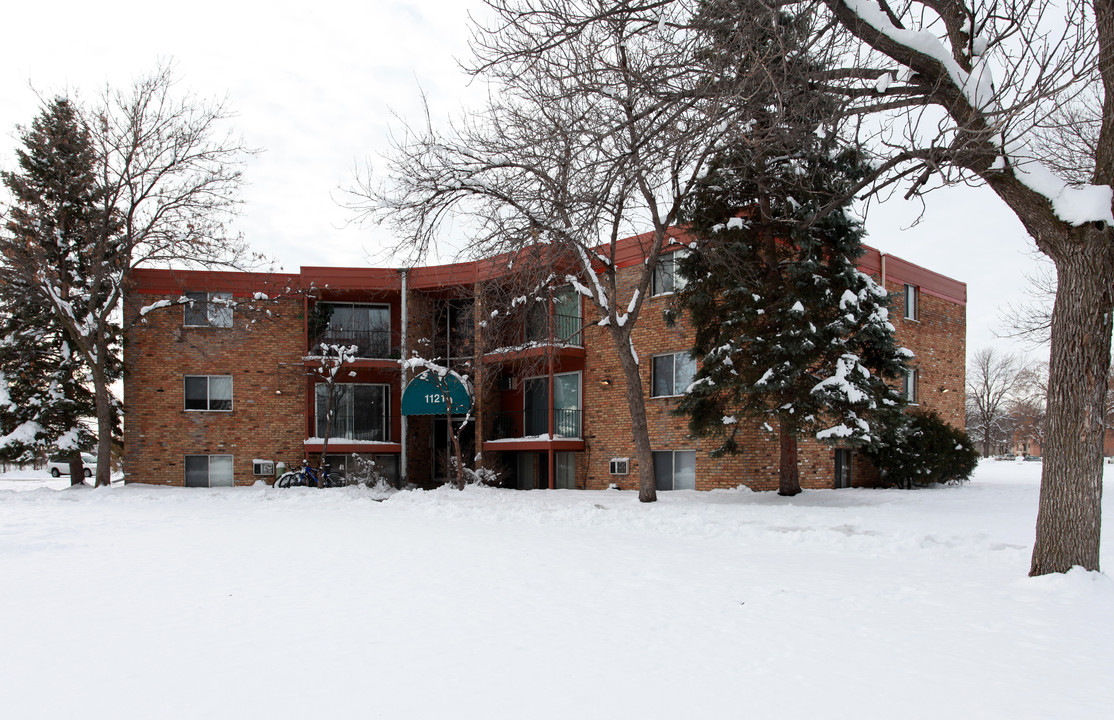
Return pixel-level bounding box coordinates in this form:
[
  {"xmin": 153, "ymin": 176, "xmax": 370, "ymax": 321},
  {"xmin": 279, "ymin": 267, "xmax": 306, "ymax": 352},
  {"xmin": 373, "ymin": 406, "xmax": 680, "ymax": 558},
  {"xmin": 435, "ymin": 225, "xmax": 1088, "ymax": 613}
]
[{"xmin": 184, "ymin": 454, "xmax": 234, "ymax": 487}]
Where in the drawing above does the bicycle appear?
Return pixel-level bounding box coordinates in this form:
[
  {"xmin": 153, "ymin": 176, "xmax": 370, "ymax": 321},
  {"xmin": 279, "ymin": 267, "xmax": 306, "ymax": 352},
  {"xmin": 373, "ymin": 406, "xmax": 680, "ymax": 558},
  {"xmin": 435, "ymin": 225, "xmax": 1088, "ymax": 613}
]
[{"xmin": 274, "ymin": 462, "xmax": 348, "ymax": 488}]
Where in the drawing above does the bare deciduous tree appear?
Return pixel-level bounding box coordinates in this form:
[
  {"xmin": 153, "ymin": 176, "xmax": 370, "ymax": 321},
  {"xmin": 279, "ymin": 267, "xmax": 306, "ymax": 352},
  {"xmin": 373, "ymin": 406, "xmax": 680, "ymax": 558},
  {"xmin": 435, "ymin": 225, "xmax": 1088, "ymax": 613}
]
[
  {"xmin": 7, "ymin": 64, "xmax": 254, "ymax": 487},
  {"xmin": 353, "ymin": 0, "xmax": 820, "ymax": 501},
  {"xmin": 810, "ymin": 0, "xmax": 1111, "ymax": 575},
  {"xmin": 966, "ymin": 347, "xmax": 1032, "ymax": 457}
]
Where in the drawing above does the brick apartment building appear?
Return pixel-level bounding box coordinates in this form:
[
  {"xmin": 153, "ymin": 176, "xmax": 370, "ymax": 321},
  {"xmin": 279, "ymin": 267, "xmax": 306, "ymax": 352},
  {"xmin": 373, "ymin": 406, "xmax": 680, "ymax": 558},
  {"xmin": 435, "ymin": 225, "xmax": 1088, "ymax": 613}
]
[{"xmin": 122, "ymin": 233, "xmax": 966, "ymax": 491}]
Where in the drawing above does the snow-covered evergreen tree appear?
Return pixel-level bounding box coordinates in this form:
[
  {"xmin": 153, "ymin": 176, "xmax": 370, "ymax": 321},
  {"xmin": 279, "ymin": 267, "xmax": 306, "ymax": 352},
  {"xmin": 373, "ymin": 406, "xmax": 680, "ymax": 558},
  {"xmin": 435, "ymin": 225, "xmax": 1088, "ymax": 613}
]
[
  {"xmin": 0, "ymin": 98, "xmax": 109, "ymax": 482},
  {"xmin": 670, "ymin": 144, "xmax": 908, "ymax": 495}
]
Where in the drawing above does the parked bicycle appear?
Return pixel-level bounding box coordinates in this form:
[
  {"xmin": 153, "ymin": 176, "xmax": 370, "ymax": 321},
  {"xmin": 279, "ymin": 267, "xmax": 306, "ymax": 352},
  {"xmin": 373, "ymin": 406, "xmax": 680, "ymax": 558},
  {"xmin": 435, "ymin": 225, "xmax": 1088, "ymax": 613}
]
[{"xmin": 274, "ymin": 461, "xmax": 347, "ymax": 488}]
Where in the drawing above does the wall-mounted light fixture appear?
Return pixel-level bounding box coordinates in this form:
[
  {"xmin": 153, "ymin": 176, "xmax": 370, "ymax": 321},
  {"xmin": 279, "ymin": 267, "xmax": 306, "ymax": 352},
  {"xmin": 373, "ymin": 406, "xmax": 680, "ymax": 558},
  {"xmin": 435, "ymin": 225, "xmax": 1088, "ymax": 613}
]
[{"xmin": 600, "ymin": 378, "xmax": 612, "ymax": 387}]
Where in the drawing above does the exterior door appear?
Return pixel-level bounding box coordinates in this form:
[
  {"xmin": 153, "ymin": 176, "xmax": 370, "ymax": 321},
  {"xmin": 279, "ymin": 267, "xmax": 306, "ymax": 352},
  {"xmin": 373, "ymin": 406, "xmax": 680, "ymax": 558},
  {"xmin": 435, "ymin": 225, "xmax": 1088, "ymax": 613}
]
[
  {"xmin": 553, "ymin": 373, "xmax": 581, "ymax": 437},
  {"xmin": 834, "ymin": 449, "xmax": 852, "ymax": 489},
  {"xmin": 523, "ymin": 378, "xmax": 547, "ymax": 436},
  {"xmin": 516, "ymin": 452, "xmax": 535, "ymax": 490},
  {"xmin": 555, "ymin": 452, "xmax": 576, "ymax": 489}
]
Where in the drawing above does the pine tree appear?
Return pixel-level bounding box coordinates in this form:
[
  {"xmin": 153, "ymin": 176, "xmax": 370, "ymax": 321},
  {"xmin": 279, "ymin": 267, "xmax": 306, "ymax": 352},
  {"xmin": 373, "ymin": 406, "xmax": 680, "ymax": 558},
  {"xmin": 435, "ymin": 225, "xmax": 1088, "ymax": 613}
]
[
  {"xmin": 670, "ymin": 144, "xmax": 909, "ymax": 495},
  {"xmin": 0, "ymin": 98, "xmax": 114, "ymax": 483}
]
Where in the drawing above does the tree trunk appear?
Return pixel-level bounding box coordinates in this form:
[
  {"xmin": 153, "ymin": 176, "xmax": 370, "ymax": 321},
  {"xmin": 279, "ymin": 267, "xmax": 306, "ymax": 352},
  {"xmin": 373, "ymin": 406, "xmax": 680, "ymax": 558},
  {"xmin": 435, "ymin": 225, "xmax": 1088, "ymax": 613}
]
[
  {"xmin": 64, "ymin": 383, "xmax": 85, "ymax": 486},
  {"xmin": 613, "ymin": 327, "xmax": 657, "ymax": 502},
  {"xmin": 778, "ymin": 420, "xmax": 801, "ymax": 496},
  {"xmin": 92, "ymin": 358, "xmax": 113, "ymax": 488},
  {"xmin": 318, "ymin": 385, "xmax": 332, "ymax": 487},
  {"xmin": 449, "ymin": 414, "xmax": 466, "ymax": 490},
  {"xmin": 68, "ymin": 457, "xmax": 84, "ymax": 487},
  {"xmin": 1031, "ymin": 238, "xmax": 1112, "ymax": 575}
]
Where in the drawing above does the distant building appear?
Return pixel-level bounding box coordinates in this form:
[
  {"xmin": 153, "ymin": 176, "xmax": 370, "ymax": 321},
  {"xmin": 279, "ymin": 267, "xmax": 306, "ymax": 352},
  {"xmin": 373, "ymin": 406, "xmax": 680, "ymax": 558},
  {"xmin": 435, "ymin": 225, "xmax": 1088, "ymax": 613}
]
[{"xmin": 123, "ymin": 232, "xmax": 966, "ymax": 490}]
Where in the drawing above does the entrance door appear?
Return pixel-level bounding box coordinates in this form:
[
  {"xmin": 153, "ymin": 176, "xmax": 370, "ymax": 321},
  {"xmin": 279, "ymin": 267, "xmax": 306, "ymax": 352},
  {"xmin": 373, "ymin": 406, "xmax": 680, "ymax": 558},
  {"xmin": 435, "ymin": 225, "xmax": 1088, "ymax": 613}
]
[
  {"xmin": 516, "ymin": 452, "xmax": 535, "ymax": 490},
  {"xmin": 433, "ymin": 417, "xmax": 475, "ymax": 481},
  {"xmin": 834, "ymin": 449, "xmax": 852, "ymax": 489}
]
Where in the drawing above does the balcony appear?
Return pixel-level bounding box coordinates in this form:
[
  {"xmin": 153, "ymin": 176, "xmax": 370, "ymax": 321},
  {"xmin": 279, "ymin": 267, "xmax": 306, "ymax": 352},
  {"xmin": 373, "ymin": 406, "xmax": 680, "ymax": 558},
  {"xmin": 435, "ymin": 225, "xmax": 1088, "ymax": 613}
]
[
  {"xmin": 490, "ymin": 408, "xmax": 582, "ymax": 440},
  {"xmin": 483, "ymin": 311, "xmax": 584, "ymax": 363},
  {"xmin": 310, "ymin": 329, "xmax": 394, "ymax": 360}
]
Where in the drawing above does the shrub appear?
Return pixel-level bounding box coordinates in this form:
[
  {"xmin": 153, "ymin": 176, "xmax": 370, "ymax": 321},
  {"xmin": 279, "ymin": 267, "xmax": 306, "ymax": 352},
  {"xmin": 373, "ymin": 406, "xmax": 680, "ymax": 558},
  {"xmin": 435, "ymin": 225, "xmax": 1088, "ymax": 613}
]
[{"xmin": 863, "ymin": 409, "xmax": 979, "ymax": 488}]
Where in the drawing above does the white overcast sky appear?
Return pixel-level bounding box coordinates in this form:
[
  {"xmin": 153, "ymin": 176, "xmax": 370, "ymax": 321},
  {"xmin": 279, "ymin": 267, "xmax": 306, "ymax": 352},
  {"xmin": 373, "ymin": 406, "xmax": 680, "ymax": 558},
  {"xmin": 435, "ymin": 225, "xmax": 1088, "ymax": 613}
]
[{"xmin": 0, "ymin": 0, "xmax": 1049, "ymax": 361}]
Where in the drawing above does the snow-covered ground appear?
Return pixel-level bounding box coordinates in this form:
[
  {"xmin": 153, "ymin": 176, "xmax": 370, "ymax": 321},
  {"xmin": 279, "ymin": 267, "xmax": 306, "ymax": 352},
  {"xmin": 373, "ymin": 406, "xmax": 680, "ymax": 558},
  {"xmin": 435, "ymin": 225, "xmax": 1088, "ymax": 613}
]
[{"xmin": 1, "ymin": 460, "xmax": 1111, "ymax": 719}]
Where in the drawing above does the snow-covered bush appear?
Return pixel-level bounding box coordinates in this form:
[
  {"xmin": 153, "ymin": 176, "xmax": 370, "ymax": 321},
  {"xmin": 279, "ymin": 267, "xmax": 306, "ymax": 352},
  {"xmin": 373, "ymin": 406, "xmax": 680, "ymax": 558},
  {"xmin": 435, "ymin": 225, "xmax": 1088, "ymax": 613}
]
[
  {"xmin": 346, "ymin": 454, "xmax": 395, "ymax": 490},
  {"xmin": 862, "ymin": 410, "xmax": 979, "ymax": 489}
]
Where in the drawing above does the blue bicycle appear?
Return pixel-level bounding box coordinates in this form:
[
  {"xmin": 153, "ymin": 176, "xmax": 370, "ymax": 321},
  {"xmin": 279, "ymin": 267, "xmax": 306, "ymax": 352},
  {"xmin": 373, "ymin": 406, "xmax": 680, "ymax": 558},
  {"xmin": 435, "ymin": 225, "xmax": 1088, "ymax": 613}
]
[{"xmin": 274, "ymin": 461, "xmax": 345, "ymax": 488}]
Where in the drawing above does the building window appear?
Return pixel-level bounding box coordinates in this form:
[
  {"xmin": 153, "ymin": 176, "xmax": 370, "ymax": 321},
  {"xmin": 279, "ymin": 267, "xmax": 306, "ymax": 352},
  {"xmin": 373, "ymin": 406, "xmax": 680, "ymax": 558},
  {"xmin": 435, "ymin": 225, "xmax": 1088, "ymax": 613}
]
[
  {"xmin": 315, "ymin": 383, "xmax": 390, "ymax": 441},
  {"xmin": 652, "ymin": 352, "xmax": 696, "ymax": 397},
  {"xmin": 904, "ymin": 284, "xmax": 919, "ymax": 321},
  {"xmin": 311, "ymin": 302, "xmax": 391, "ymax": 358},
  {"xmin": 653, "ymin": 450, "xmax": 696, "ymax": 490},
  {"xmin": 184, "ymin": 454, "xmax": 234, "ymax": 487},
  {"xmin": 184, "ymin": 375, "xmax": 233, "ymax": 411},
  {"xmin": 184, "ymin": 292, "xmax": 233, "ymax": 328},
  {"xmin": 903, "ymin": 368, "xmax": 919, "ymax": 404},
  {"xmin": 652, "ymin": 250, "xmax": 689, "ymax": 295},
  {"xmin": 522, "ymin": 372, "xmax": 581, "ymax": 437}
]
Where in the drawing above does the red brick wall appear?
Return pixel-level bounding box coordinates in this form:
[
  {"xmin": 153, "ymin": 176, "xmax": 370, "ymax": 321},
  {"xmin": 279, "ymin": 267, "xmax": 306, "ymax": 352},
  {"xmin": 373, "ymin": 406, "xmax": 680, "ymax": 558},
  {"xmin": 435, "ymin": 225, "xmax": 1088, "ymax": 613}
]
[
  {"xmin": 123, "ymin": 292, "xmax": 306, "ymax": 485},
  {"xmin": 887, "ymin": 280, "xmax": 967, "ymax": 429},
  {"xmin": 576, "ymin": 259, "xmax": 966, "ymax": 492},
  {"xmin": 123, "ymin": 251, "xmax": 965, "ymax": 492}
]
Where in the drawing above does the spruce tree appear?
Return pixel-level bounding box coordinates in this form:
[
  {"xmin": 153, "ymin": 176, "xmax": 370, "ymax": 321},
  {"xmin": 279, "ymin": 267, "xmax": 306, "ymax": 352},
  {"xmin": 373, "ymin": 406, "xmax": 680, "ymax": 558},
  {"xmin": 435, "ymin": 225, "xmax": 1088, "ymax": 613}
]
[
  {"xmin": 0, "ymin": 98, "xmax": 112, "ymax": 483},
  {"xmin": 670, "ymin": 143, "xmax": 909, "ymax": 495}
]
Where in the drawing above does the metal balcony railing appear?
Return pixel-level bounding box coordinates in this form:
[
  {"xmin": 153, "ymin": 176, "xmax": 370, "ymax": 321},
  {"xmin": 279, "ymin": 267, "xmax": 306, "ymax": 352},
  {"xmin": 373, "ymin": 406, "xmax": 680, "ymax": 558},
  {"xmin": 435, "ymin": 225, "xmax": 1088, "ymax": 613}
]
[
  {"xmin": 489, "ymin": 312, "xmax": 583, "ymax": 352},
  {"xmin": 311, "ymin": 329, "xmax": 393, "ymax": 359},
  {"xmin": 491, "ymin": 408, "xmax": 582, "ymax": 439}
]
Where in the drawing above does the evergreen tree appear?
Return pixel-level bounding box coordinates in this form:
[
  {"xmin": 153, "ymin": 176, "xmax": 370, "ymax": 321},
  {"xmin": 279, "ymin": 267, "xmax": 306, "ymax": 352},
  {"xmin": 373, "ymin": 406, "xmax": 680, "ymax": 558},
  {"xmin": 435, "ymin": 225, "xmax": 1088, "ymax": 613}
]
[
  {"xmin": 0, "ymin": 98, "xmax": 114, "ymax": 483},
  {"xmin": 861, "ymin": 409, "xmax": 979, "ymax": 489},
  {"xmin": 670, "ymin": 143, "xmax": 909, "ymax": 495}
]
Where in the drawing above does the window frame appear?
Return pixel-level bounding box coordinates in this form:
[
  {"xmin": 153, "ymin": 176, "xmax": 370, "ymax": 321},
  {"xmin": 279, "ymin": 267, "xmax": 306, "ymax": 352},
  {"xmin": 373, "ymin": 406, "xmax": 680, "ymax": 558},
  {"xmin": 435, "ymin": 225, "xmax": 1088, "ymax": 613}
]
[
  {"xmin": 904, "ymin": 284, "xmax": 919, "ymax": 321},
  {"xmin": 653, "ymin": 449, "xmax": 697, "ymax": 491},
  {"xmin": 184, "ymin": 454, "xmax": 234, "ymax": 487},
  {"xmin": 522, "ymin": 370, "xmax": 582, "ymax": 437},
  {"xmin": 183, "ymin": 291, "xmax": 234, "ymax": 328},
  {"xmin": 183, "ymin": 375, "xmax": 233, "ymax": 412},
  {"xmin": 903, "ymin": 368, "xmax": 919, "ymax": 404},
  {"xmin": 314, "ymin": 382, "xmax": 391, "ymax": 441},
  {"xmin": 651, "ymin": 352, "xmax": 696, "ymax": 398},
  {"xmin": 315, "ymin": 301, "xmax": 392, "ymax": 359},
  {"xmin": 651, "ymin": 250, "xmax": 689, "ymax": 296}
]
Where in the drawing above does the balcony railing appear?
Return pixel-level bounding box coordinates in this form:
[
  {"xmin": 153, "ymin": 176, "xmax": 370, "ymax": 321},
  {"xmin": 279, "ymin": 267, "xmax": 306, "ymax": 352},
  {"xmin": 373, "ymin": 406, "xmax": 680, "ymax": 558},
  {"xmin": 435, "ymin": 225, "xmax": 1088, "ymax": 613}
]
[
  {"xmin": 491, "ymin": 408, "xmax": 582, "ymax": 439},
  {"xmin": 488, "ymin": 312, "xmax": 582, "ymax": 352},
  {"xmin": 310, "ymin": 329, "xmax": 393, "ymax": 359},
  {"xmin": 315, "ymin": 417, "xmax": 391, "ymax": 443}
]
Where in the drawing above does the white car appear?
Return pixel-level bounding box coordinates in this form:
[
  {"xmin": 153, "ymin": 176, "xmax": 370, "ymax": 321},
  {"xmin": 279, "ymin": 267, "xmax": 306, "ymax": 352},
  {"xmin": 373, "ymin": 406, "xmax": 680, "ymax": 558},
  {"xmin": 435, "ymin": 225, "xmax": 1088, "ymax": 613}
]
[{"xmin": 47, "ymin": 452, "xmax": 98, "ymax": 478}]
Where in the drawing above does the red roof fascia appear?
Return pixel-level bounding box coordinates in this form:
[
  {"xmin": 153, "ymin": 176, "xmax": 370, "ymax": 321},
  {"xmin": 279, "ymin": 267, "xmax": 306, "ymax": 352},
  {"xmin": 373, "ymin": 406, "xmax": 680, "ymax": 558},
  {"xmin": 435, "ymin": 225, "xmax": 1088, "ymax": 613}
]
[
  {"xmin": 300, "ymin": 266, "xmax": 400, "ymax": 291},
  {"xmin": 129, "ymin": 268, "xmax": 301, "ymax": 297},
  {"xmin": 127, "ymin": 230, "xmax": 964, "ymax": 307},
  {"xmin": 881, "ymin": 254, "xmax": 966, "ymax": 306}
]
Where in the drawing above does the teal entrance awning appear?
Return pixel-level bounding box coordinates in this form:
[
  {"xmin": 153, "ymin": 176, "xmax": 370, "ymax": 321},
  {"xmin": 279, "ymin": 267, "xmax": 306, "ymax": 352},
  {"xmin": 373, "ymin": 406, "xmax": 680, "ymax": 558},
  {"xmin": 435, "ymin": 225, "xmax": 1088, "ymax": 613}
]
[{"xmin": 401, "ymin": 370, "xmax": 473, "ymax": 416}]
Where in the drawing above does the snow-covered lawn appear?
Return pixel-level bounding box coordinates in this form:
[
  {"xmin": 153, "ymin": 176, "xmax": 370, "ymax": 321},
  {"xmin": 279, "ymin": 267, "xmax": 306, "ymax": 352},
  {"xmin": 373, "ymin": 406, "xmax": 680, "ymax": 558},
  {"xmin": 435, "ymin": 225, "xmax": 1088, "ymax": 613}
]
[{"xmin": 1, "ymin": 461, "xmax": 1111, "ymax": 719}]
